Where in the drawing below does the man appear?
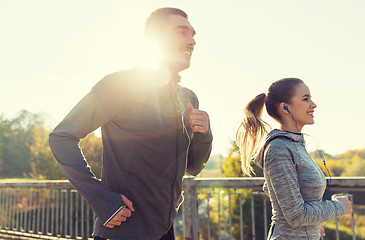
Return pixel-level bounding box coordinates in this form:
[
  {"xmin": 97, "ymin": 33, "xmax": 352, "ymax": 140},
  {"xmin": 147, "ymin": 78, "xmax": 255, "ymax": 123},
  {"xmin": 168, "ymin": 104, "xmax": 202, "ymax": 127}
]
[{"xmin": 49, "ymin": 7, "xmax": 212, "ymax": 240}]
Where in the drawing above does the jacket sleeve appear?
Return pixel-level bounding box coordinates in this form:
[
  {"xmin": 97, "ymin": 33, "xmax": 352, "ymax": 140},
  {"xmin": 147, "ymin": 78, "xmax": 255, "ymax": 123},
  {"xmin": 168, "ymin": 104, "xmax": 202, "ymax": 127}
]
[
  {"xmin": 49, "ymin": 76, "xmax": 125, "ymax": 225},
  {"xmin": 264, "ymin": 145, "xmax": 346, "ymax": 227},
  {"xmin": 186, "ymin": 129, "xmax": 213, "ymax": 175},
  {"xmin": 185, "ymin": 94, "xmax": 213, "ymax": 176}
]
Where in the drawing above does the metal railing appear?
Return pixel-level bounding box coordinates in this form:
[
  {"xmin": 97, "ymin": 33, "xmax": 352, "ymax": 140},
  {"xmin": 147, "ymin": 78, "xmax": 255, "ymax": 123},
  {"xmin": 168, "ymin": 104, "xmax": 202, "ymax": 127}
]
[
  {"xmin": 181, "ymin": 177, "xmax": 365, "ymax": 240},
  {"xmin": 0, "ymin": 180, "xmax": 94, "ymax": 239},
  {"xmin": 0, "ymin": 177, "xmax": 364, "ymax": 240}
]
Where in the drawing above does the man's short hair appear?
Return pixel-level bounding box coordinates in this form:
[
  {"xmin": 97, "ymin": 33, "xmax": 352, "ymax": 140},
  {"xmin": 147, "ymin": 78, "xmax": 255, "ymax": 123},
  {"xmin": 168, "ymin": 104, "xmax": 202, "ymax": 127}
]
[{"xmin": 145, "ymin": 8, "xmax": 188, "ymax": 39}]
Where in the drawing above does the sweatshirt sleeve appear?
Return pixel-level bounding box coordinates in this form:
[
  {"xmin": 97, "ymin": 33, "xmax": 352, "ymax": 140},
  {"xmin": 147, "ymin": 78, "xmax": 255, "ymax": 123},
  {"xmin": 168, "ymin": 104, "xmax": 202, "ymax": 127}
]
[
  {"xmin": 49, "ymin": 75, "xmax": 125, "ymax": 225},
  {"xmin": 185, "ymin": 94, "xmax": 213, "ymax": 176},
  {"xmin": 186, "ymin": 129, "xmax": 213, "ymax": 175},
  {"xmin": 264, "ymin": 145, "xmax": 346, "ymax": 227}
]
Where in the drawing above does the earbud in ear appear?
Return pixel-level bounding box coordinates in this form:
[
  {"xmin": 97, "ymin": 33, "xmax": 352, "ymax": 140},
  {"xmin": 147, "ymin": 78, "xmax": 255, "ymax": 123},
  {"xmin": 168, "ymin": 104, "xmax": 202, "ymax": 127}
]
[{"xmin": 284, "ymin": 106, "xmax": 291, "ymax": 113}]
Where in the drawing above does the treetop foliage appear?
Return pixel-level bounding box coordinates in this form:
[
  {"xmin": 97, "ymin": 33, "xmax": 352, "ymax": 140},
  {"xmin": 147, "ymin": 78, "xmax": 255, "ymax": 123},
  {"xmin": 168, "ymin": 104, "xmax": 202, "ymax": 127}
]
[
  {"xmin": 0, "ymin": 110, "xmax": 103, "ymax": 179},
  {"xmin": 1, "ymin": 110, "xmax": 364, "ymax": 180}
]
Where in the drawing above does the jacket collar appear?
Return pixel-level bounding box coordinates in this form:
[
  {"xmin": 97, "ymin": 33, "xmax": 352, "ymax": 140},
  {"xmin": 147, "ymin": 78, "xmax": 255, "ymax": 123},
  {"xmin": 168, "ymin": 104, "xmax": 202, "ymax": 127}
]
[{"xmin": 254, "ymin": 129, "xmax": 305, "ymax": 169}]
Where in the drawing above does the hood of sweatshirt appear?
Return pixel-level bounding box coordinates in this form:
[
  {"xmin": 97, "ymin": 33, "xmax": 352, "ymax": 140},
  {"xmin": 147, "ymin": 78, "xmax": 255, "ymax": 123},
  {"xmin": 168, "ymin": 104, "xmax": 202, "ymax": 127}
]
[{"xmin": 254, "ymin": 129, "xmax": 305, "ymax": 169}]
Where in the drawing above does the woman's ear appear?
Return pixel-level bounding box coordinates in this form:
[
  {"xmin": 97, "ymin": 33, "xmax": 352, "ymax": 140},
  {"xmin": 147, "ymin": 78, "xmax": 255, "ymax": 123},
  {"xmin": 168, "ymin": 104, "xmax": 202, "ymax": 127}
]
[{"xmin": 279, "ymin": 102, "xmax": 290, "ymax": 114}]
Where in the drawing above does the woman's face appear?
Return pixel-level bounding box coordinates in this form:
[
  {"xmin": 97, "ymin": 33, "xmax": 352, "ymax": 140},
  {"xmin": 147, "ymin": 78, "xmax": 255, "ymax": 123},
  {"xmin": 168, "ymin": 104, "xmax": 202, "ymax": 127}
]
[{"xmin": 286, "ymin": 83, "xmax": 317, "ymax": 129}]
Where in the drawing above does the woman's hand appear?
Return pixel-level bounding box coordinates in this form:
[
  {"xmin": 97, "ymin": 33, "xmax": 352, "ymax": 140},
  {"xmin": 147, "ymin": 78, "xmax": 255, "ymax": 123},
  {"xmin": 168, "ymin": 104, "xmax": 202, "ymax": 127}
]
[
  {"xmin": 320, "ymin": 224, "xmax": 325, "ymax": 236},
  {"xmin": 332, "ymin": 195, "xmax": 352, "ymax": 214}
]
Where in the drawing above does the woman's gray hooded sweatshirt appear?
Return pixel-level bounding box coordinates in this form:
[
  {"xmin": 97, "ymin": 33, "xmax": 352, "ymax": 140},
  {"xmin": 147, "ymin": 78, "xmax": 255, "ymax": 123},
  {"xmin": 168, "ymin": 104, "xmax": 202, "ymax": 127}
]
[{"xmin": 255, "ymin": 129, "xmax": 346, "ymax": 240}]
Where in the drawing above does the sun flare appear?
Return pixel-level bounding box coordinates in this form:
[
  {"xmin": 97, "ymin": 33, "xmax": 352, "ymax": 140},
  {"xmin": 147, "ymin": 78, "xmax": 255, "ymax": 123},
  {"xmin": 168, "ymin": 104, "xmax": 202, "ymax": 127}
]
[{"xmin": 139, "ymin": 38, "xmax": 162, "ymax": 71}]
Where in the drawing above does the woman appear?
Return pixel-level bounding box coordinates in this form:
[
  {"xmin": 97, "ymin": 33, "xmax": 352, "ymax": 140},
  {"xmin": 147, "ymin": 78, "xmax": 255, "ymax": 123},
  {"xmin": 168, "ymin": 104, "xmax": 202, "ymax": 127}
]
[{"xmin": 236, "ymin": 78, "xmax": 352, "ymax": 239}]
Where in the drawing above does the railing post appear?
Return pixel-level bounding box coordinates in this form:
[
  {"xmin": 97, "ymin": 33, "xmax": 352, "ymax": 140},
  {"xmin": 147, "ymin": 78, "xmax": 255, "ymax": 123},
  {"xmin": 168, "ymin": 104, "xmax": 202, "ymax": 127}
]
[
  {"xmin": 263, "ymin": 195, "xmax": 268, "ymax": 240},
  {"xmin": 183, "ymin": 176, "xmax": 199, "ymax": 240},
  {"xmin": 251, "ymin": 193, "xmax": 256, "ymax": 240}
]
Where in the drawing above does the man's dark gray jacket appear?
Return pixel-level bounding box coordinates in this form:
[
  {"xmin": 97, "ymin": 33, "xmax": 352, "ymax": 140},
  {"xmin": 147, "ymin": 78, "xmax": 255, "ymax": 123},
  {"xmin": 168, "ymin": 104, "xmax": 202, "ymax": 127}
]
[{"xmin": 49, "ymin": 68, "xmax": 213, "ymax": 240}]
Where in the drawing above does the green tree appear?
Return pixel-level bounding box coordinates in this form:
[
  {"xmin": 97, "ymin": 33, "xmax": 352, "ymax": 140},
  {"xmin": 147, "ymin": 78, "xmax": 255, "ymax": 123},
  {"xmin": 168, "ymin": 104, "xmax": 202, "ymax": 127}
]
[
  {"xmin": 30, "ymin": 131, "xmax": 103, "ymax": 180},
  {"xmin": 26, "ymin": 111, "xmax": 60, "ymax": 179},
  {"xmin": 341, "ymin": 156, "xmax": 365, "ymax": 177},
  {"xmin": 198, "ymin": 140, "xmax": 269, "ymax": 239},
  {"xmin": 80, "ymin": 132, "xmax": 103, "ymax": 179},
  {"xmin": 222, "ymin": 141, "xmax": 243, "ymax": 177},
  {"xmin": 0, "ymin": 110, "xmax": 92, "ymax": 179},
  {"xmin": 0, "ymin": 121, "xmax": 4, "ymax": 172},
  {"xmin": 30, "ymin": 147, "xmax": 65, "ymax": 180},
  {"xmin": 0, "ymin": 110, "xmax": 42, "ymax": 177},
  {"xmin": 222, "ymin": 141, "xmax": 263, "ymax": 177}
]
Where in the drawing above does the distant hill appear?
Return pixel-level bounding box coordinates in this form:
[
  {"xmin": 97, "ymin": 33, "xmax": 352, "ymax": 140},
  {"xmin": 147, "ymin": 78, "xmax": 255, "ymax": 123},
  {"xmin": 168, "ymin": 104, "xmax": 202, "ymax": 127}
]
[
  {"xmin": 334, "ymin": 148, "xmax": 365, "ymax": 159},
  {"xmin": 309, "ymin": 150, "xmax": 335, "ymax": 159},
  {"xmin": 309, "ymin": 148, "xmax": 365, "ymax": 160}
]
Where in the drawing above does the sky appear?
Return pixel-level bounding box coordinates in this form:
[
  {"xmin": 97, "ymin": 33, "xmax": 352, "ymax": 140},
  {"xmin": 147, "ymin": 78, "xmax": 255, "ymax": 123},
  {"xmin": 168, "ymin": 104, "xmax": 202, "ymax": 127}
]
[{"xmin": 1, "ymin": 0, "xmax": 365, "ymax": 157}]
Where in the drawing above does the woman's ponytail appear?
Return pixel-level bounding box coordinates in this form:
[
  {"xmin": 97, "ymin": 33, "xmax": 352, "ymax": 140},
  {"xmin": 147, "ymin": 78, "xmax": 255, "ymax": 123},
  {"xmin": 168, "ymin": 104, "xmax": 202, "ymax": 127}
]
[{"xmin": 236, "ymin": 93, "xmax": 270, "ymax": 176}]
